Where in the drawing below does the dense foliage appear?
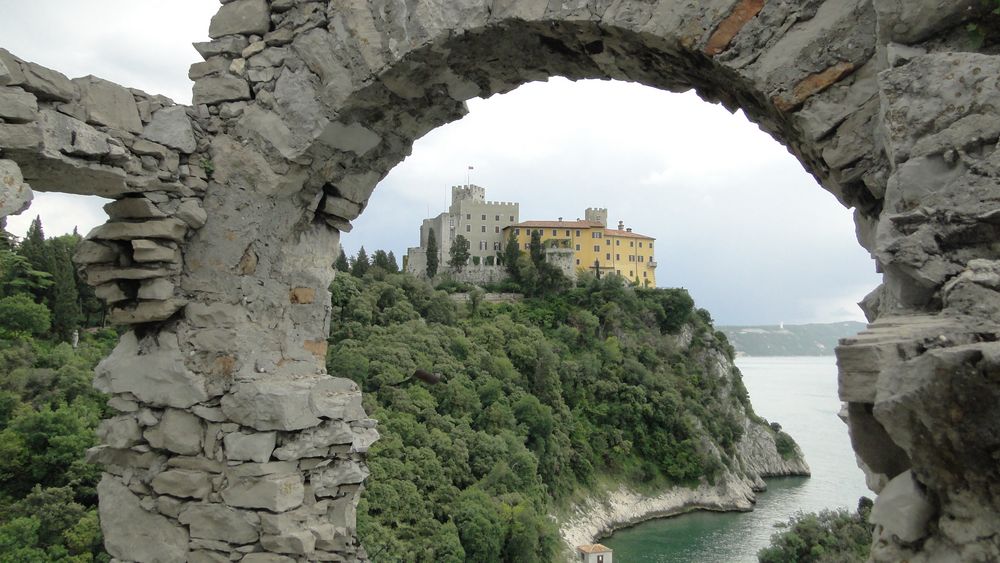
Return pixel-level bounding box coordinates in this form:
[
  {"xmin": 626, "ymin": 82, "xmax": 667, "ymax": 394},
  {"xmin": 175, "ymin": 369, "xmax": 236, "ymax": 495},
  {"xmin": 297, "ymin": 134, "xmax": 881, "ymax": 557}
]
[
  {"xmin": 0, "ymin": 218, "xmax": 116, "ymax": 561},
  {"xmin": 758, "ymin": 498, "xmax": 874, "ymax": 563},
  {"xmin": 327, "ymin": 263, "xmax": 756, "ymax": 561}
]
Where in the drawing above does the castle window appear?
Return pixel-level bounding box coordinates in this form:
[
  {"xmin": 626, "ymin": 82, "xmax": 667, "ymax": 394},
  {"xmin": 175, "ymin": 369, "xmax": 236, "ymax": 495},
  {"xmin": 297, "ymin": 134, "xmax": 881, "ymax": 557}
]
[
  {"xmin": 466, "ymin": 213, "xmax": 470, "ymax": 220},
  {"xmin": 495, "ymin": 226, "xmax": 500, "ymax": 233},
  {"xmin": 509, "ymin": 215, "xmax": 514, "ymax": 222},
  {"xmin": 481, "ymin": 225, "xmax": 486, "ymax": 232},
  {"xmin": 466, "ymin": 225, "xmax": 470, "ymax": 232},
  {"xmin": 630, "ymin": 270, "xmax": 634, "ymax": 276},
  {"xmin": 525, "ymin": 243, "xmax": 529, "ymax": 249},
  {"xmin": 576, "ymin": 259, "xmax": 580, "ymax": 265},
  {"xmin": 615, "ymin": 254, "xmax": 620, "ymax": 260},
  {"xmin": 606, "ymin": 253, "xmax": 610, "ymax": 260},
  {"xmin": 606, "ymin": 239, "xmax": 611, "ymax": 245},
  {"xmin": 639, "ymin": 256, "xmax": 644, "ymax": 262},
  {"xmin": 565, "ymin": 230, "xmax": 570, "ymax": 236},
  {"xmin": 495, "ymin": 215, "xmax": 500, "ymax": 221},
  {"xmin": 481, "ymin": 214, "xmax": 486, "ymax": 220},
  {"xmin": 593, "ymin": 245, "xmax": 600, "ymax": 252},
  {"xmin": 515, "ymin": 228, "xmax": 520, "ymax": 235},
  {"xmin": 629, "ymin": 241, "xmax": 634, "ymax": 247},
  {"xmin": 643, "ymin": 271, "xmax": 647, "ymax": 278},
  {"xmin": 575, "ymin": 230, "xmax": 581, "ymax": 236},
  {"xmin": 575, "ymin": 244, "xmax": 580, "ymax": 251},
  {"xmin": 552, "ymin": 229, "xmax": 557, "ymax": 236},
  {"xmin": 639, "ymin": 242, "xmax": 643, "ymax": 247},
  {"xmin": 616, "ymin": 240, "xmax": 620, "ymax": 246},
  {"xmin": 649, "ymin": 242, "xmax": 653, "ymax": 248},
  {"xmin": 629, "ymin": 255, "xmax": 635, "ymax": 262},
  {"xmin": 617, "ymin": 270, "xmax": 621, "ymax": 275}
]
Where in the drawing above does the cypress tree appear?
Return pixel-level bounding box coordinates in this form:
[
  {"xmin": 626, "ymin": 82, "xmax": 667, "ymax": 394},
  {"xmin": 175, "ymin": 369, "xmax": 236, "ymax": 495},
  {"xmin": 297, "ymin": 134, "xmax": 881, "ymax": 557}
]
[
  {"xmin": 335, "ymin": 249, "xmax": 350, "ymax": 272},
  {"xmin": 386, "ymin": 251, "xmax": 399, "ymax": 273},
  {"xmin": 352, "ymin": 246, "xmax": 370, "ymax": 277},
  {"xmin": 48, "ymin": 236, "xmax": 81, "ymax": 340},
  {"xmin": 448, "ymin": 235, "xmax": 470, "ymax": 272},
  {"xmin": 18, "ymin": 216, "xmax": 53, "ymax": 302},
  {"xmin": 426, "ymin": 228, "xmax": 439, "ymax": 279}
]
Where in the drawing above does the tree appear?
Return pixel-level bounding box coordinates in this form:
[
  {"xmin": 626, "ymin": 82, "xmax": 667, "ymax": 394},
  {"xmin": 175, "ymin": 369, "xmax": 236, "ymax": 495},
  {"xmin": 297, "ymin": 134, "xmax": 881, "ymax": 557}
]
[
  {"xmin": 0, "ymin": 294, "xmax": 51, "ymax": 338},
  {"xmin": 335, "ymin": 249, "xmax": 350, "ymax": 272},
  {"xmin": 449, "ymin": 235, "xmax": 470, "ymax": 272},
  {"xmin": 46, "ymin": 236, "xmax": 81, "ymax": 341},
  {"xmin": 16, "ymin": 217, "xmax": 53, "ymax": 303},
  {"xmin": 0, "ymin": 250, "xmax": 52, "ymax": 298},
  {"xmin": 500, "ymin": 232, "xmax": 521, "ymax": 281},
  {"xmin": 528, "ymin": 230, "xmax": 544, "ymax": 265},
  {"xmin": 426, "ymin": 228, "xmax": 439, "ymax": 279},
  {"xmin": 372, "ymin": 249, "xmax": 395, "ymax": 272},
  {"xmin": 386, "ymin": 251, "xmax": 400, "ymax": 273},
  {"xmin": 351, "ymin": 247, "xmax": 370, "ymax": 277}
]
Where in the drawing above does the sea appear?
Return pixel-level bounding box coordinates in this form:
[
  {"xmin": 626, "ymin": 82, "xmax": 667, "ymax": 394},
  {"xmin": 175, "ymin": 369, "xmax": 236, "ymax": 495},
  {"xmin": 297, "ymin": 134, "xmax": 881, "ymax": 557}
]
[{"xmin": 603, "ymin": 356, "xmax": 871, "ymax": 562}]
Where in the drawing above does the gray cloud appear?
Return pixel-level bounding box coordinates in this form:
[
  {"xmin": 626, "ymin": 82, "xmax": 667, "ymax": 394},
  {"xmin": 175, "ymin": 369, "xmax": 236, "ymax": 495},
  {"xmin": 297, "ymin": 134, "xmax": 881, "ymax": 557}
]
[{"xmin": 1, "ymin": 4, "xmax": 880, "ymax": 325}]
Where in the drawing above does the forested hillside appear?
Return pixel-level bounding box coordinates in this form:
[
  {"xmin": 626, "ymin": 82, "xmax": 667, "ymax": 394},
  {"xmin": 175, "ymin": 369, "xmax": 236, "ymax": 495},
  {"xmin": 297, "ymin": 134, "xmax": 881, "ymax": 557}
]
[
  {"xmin": 0, "ymin": 217, "xmax": 114, "ymax": 561},
  {"xmin": 326, "ymin": 251, "xmax": 805, "ymax": 561}
]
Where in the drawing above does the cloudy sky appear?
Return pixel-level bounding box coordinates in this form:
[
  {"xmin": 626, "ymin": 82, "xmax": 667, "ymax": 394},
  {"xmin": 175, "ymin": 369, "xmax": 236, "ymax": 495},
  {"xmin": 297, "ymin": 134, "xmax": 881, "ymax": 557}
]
[{"xmin": 0, "ymin": 1, "xmax": 880, "ymax": 325}]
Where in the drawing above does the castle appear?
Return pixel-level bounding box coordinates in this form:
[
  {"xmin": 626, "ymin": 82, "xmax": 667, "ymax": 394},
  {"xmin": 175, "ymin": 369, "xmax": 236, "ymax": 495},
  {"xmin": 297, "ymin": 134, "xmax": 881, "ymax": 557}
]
[
  {"xmin": 405, "ymin": 184, "xmax": 519, "ymax": 276},
  {"xmin": 406, "ymin": 187, "xmax": 656, "ymax": 286}
]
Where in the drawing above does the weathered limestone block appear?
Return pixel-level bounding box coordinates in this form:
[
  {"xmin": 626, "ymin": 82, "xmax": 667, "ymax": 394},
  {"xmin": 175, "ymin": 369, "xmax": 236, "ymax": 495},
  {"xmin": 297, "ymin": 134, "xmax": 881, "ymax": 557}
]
[
  {"xmin": 221, "ymin": 472, "xmax": 305, "ymax": 512},
  {"xmin": 310, "ymin": 377, "xmax": 366, "ymax": 422},
  {"xmin": 148, "ymin": 408, "xmax": 203, "ymax": 455},
  {"xmin": 94, "ymin": 331, "xmax": 210, "ymax": 409},
  {"xmin": 322, "ymin": 196, "xmax": 363, "ymax": 220},
  {"xmin": 96, "ymin": 415, "xmax": 142, "ymax": 449},
  {"xmin": 39, "ymin": 108, "xmax": 110, "ymax": 157},
  {"xmin": 242, "ymin": 554, "xmax": 296, "ymax": 563},
  {"xmin": 869, "ymin": 470, "xmax": 934, "ymax": 543},
  {"xmin": 221, "ymin": 378, "xmax": 325, "ymax": 431},
  {"xmin": 0, "ymin": 122, "xmax": 42, "ymax": 150},
  {"xmin": 98, "ymin": 475, "xmax": 189, "ymax": 562},
  {"xmin": 872, "ymin": 0, "xmax": 978, "ymax": 44},
  {"xmin": 94, "ymin": 283, "xmax": 128, "ymax": 303},
  {"xmin": 193, "ymin": 74, "xmax": 252, "ymax": 105},
  {"xmin": 942, "ymin": 259, "xmax": 1000, "ymax": 319},
  {"xmin": 208, "ymin": 0, "xmax": 270, "ymax": 38},
  {"xmin": 178, "ymin": 504, "xmax": 260, "ymax": 544},
  {"xmin": 143, "ymin": 106, "xmax": 197, "ymax": 154},
  {"xmin": 151, "ymin": 468, "xmax": 212, "ymax": 499},
  {"xmin": 272, "ymin": 420, "xmax": 354, "ymax": 460},
  {"xmin": 87, "ymin": 218, "xmax": 188, "ymax": 242},
  {"xmin": 223, "ymin": 431, "xmax": 277, "ymax": 462},
  {"xmin": 74, "ymin": 75, "xmax": 143, "ymax": 133},
  {"xmin": 197, "ymin": 36, "xmax": 251, "ymax": 60},
  {"xmin": 0, "ymin": 159, "xmax": 32, "ymax": 217},
  {"xmin": 261, "ymin": 530, "xmax": 316, "ymax": 555},
  {"xmin": 132, "ymin": 239, "xmax": 179, "ymax": 262},
  {"xmin": 83, "ymin": 265, "xmax": 172, "ymax": 285},
  {"xmin": 138, "ymin": 278, "xmax": 175, "ymax": 301},
  {"xmin": 311, "ymin": 461, "xmax": 369, "ymax": 497},
  {"xmin": 110, "ymin": 298, "xmax": 187, "ymax": 324},
  {"xmin": 176, "ymin": 198, "xmax": 208, "ymax": 228},
  {"xmin": 316, "ymin": 121, "xmax": 381, "ymax": 155},
  {"xmin": 189, "ymin": 551, "xmax": 230, "ymax": 563},
  {"xmin": 0, "ymin": 88, "xmax": 38, "ymax": 123},
  {"xmin": 86, "ymin": 446, "xmax": 161, "ymax": 470},
  {"xmin": 18, "ymin": 59, "xmax": 77, "ymax": 102},
  {"xmin": 72, "ymin": 240, "xmax": 118, "ymax": 264}
]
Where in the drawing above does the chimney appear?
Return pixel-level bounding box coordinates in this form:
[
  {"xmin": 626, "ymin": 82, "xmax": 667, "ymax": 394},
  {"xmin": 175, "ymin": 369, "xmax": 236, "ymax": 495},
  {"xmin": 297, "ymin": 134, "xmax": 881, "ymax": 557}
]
[
  {"xmin": 618, "ymin": 220, "xmax": 624, "ymax": 230},
  {"xmin": 626, "ymin": 228, "xmax": 632, "ymax": 232},
  {"xmin": 558, "ymin": 217, "xmax": 563, "ymax": 222}
]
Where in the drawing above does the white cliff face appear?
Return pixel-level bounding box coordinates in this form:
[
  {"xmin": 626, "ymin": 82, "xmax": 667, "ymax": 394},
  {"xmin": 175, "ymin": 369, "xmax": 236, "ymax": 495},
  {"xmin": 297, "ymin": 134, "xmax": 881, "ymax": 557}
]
[
  {"xmin": 735, "ymin": 419, "xmax": 811, "ymax": 490},
  {"xmin": 558, "ymin": 472, "xmax": 756, "ymax": 553}
]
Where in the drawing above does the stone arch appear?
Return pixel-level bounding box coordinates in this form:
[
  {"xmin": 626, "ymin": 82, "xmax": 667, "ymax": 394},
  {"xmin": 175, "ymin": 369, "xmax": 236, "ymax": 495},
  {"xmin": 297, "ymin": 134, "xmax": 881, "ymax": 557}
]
[{"xmin": 2, "ymin": 1, "xmax": 999, "ymax": 561}]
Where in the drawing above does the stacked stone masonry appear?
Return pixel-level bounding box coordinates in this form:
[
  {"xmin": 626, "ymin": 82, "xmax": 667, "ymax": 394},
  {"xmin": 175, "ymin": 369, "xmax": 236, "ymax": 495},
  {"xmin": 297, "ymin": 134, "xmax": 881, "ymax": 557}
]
[{"xmin": 1, "ymin": 0, "xmax": 999, "ymax": 561}]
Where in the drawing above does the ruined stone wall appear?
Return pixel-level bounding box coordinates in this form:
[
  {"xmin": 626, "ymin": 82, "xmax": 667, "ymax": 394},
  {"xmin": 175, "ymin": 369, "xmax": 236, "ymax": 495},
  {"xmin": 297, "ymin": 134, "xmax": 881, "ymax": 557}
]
[{"xmin": 0, "ymin": 0, "xmax": 999, "ymax": 561}]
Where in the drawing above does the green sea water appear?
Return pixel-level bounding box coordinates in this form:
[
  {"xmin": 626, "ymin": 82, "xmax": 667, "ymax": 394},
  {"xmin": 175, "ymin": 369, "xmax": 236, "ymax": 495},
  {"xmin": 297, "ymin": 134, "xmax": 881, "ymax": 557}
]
[{"xmin": 603, "ymin": 356, "xmax": 871, "ymax": 562}]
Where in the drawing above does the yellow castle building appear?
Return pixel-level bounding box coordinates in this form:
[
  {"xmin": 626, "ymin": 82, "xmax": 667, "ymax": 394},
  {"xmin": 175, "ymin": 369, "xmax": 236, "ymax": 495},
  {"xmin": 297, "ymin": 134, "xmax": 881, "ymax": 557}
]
[{"xmin": 503, "ymin": 207, "xmax": 657, "ymax": 286}]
